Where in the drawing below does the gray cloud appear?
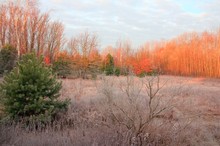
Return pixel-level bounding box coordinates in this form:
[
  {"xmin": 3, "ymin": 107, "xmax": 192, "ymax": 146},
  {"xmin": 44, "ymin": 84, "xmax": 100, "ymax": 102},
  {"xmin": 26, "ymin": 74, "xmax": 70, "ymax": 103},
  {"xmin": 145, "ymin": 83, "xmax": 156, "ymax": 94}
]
[{"xmin": 39, "ymin": 0, "xmax": 220, "ymax": 49}]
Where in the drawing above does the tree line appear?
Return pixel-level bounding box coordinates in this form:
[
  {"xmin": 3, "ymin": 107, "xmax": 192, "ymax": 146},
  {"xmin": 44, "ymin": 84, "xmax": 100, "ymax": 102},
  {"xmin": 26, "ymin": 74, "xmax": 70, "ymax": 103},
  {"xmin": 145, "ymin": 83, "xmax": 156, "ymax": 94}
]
[
  {"xmin": 0, "ymin": 0, "xmax": 220, "ymax": 78},
  {"xmin": 0, "ymin": 0, "xmax": 64, "ymax": 62},
  {"xmin": 152, "ymin": 31, "xmax": 220, "ymax": 77}
]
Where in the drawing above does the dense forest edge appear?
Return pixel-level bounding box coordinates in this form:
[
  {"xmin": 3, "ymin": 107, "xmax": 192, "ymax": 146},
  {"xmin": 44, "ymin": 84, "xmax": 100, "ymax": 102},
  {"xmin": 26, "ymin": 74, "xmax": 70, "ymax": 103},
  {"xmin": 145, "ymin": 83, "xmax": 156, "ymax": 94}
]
[{"xmin": 0, "ymin": 1, "xmax": 220, "ymax": 78}]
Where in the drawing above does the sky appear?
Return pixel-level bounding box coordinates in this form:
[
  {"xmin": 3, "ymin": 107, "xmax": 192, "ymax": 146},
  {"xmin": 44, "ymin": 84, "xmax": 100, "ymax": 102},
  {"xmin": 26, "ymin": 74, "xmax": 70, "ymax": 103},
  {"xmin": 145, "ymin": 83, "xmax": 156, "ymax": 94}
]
[{"xmin": 39, "ymin": 0, "xmax": 220, "ymax": 49}]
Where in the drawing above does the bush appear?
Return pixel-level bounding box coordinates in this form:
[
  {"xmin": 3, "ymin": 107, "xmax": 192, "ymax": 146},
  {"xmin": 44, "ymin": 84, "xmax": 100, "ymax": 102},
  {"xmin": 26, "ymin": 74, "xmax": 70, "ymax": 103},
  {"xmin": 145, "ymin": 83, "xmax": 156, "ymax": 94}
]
[
  {"xmin": 105, "ymin": 54, "xmax": 114, "ymax": 75},
  {"xmin": 137, "ymin": 70, "xmax": 159, "ymax": 78},
  {"xmin": 0, "ymin": 53, "xmax": 69, "ymax": 121},
  {"xmin": 0, "ymin": 45, "xmax": 17, "ymax": 75},
  {"xmin": 114, "ymin": 67, "xmax": 120, "ymax": 76},
  {"xmin": 105, "ymin": 66, "xmax": 114, "ymax": 75},
  {"xmin": 137, "ymin": 71, "xmax": 147, "ymax": 78},
  {"xmin": 52, "ymin": 56, "xmax": 72, "ymax": 78},
  {"xmin": 119, "ymin": 67, "xmax": 130, "ymax": 76}
]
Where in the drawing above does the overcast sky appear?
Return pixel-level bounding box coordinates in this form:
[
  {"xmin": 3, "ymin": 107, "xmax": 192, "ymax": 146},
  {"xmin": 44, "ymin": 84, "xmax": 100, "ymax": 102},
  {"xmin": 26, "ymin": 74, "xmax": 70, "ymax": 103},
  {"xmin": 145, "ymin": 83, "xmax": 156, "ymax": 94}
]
[{"xmin": 40, "ymin": 0, "xmax": 220, "ymax": 49}]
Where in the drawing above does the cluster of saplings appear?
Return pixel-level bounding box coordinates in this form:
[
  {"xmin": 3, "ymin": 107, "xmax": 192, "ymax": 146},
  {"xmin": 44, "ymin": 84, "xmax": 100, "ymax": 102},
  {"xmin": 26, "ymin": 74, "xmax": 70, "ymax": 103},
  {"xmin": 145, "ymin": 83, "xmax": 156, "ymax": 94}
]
[
  {"xmin": 52, "ymin": 53, "xmax": 157, "ymax": 79},
  {"xmin": 52, "ymin": 53, "xmax": 121, "ymax": 78},
  {"xmin": 0, "ymin": 45, "xmax": 69, "ymax": 124}
]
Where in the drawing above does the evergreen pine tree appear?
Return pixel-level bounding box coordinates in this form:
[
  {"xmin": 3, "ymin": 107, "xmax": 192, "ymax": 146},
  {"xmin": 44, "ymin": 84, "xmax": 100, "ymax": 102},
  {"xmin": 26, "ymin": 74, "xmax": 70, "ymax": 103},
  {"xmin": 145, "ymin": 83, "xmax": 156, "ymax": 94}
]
[
  {"xmin": 0, "ymin": 53, "xmax": 69, "ymax": 121},
  {"xmin": 105, "ymin": 54, "xmax": 114, "ymax": 75},
  {"xmin": 114, "ymin": 67, "xmax": 121, "ymax": 76}
]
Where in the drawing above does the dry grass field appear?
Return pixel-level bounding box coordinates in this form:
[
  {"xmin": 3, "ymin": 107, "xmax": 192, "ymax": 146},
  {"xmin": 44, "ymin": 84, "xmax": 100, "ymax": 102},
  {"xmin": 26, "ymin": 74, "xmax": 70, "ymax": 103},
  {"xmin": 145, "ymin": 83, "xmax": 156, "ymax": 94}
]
[{"xmin": 0, "ymin": 75, "xmax": 220, "ymax": 146}]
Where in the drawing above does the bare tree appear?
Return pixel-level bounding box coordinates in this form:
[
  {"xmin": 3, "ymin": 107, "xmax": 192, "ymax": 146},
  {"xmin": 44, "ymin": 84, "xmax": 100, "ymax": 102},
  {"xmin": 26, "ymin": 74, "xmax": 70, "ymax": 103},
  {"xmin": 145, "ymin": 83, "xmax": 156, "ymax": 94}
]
[
  {"xmin": 68, "ymin": 31, "xmax": 101, "ymax": 79},
  {"xmin": 45, "ymin": 22, "xmax": 65, "ymax": 62},
  {"xmin": 68, "ymin": 31, "xmax": 98, "ymax": 57},
  {"xmin": 98, "ymin": 75, "xmax": 192, "ymax": 145},
  {"xmin": 114, "ymin": 39, "xmax": 134, "ymax": 74},
  {"xmin": 0, "ymin": 0, "xmax": 64, "ymax": 61}
]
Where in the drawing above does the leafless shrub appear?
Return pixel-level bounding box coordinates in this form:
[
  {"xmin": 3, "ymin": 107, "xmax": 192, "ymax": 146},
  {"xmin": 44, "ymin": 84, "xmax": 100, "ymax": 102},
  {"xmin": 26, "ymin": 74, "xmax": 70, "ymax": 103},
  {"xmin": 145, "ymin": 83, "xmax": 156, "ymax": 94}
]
[
  {"xmin": 98, "ymin": 75, "xmax": 198, "ymax": 146},
  {"xmin": 60, "ymin": 79, "xmax": 84, "ymax": 101}
]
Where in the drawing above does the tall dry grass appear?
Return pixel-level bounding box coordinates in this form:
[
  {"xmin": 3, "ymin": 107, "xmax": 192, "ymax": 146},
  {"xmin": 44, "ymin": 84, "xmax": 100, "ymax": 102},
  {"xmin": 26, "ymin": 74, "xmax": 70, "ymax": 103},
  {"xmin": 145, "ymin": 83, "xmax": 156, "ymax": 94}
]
[{"xmin": 0, "ymin": 76, "xmax": 219, "ymax": 146}]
